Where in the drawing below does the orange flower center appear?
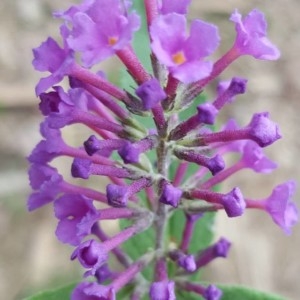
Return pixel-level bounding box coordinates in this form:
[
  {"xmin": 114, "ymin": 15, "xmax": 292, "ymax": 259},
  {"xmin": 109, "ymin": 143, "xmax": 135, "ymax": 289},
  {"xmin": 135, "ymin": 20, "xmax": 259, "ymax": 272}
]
[
  {"xmin": 172, "ymin": 51, "xmax": 186, "ymax": 65},
  {"xmin": 108, "ymin": 36, "xmax": 118, "ymax": 46}
]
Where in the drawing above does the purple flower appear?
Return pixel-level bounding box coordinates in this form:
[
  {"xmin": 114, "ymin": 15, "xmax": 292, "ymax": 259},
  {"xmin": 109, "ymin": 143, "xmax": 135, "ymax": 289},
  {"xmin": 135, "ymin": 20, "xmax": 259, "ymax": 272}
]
[
  {"xmin": 40, "ymin": 86, "xmax": 122, "ymax": 133},
  {"xmin": 230, "ymin": 9, "xmax": 280, "ymax": 60},
  {"xmin": 40, "ymin": 87, "xmax": 79, "ymax": 128},
  {"xmin": 150, "ymin": 13, "xmax": 219, "ymax": 83},
  {"xmin": 54, "ymin": 194, "xmax": 100, "ymax": 245},
  {"xmin": 241, "ymin": 140, "xmax": 277, "ymax": 173},
  {"xmin": 159, "ymin": 0, "xmax": 191, "ymax": 15},
  {"xmin": 71, "ymin": 282, "xmax": 115, "ymax": 300},
  {"xmin": 33, "ymin": 25, "xmax": 74, "ymax": 95},
  {"xmin": 54, "ymin": 0, "xmax": 95, "ymax": 21},
  {"xmin": 71, "ymin": 239, "xmax": 109, "ymax": 276},
  {"xmin": 28, "ymin": 123, "xmax": 66, "ymax": 163},
  {"xmin": 149, "ymin": 281, "xmax": 176, "ymax": 300},
  {"xmin": 27, "ymin": 164, "xmax": 62, "ymax": 211},
  {"xmin": 265, "ymin": 181, "xmax": 299, "ymax": 235},
  {"xmin": 60, "ymin": 0, "xmax": 140, "ymax": 67}
]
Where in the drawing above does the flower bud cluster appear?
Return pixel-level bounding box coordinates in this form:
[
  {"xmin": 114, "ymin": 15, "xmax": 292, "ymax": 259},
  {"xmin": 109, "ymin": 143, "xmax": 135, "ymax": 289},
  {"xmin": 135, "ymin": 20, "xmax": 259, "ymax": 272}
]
[{"xmin": 28, "ymin": 0, "xmax": 298, "ymax": 299}]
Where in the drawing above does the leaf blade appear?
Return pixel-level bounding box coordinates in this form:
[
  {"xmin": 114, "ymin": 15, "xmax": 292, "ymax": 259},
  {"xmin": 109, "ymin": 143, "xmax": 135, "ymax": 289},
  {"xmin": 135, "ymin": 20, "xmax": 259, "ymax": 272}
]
[{"xmin": 23, "ymin": 283, "xmax": 77, "ymax": 300}]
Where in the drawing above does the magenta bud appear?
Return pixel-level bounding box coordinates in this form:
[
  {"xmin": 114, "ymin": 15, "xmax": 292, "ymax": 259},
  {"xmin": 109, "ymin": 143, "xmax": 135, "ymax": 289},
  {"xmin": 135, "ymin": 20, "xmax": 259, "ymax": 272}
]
[
  {"xmin": 106, "ymin": 184, "xmax": 129, "ymax": 207},
  {"xmin": 228, "ymin": 77, "xmax": 247, "ymax": 95},
  {"xmin": 118, "ymin": 142, "xmax": 140, "ymax": 164},
  {"xmin": 221, "ymin": 187, "xmax": 245, "ymax": 217},
  {"xmin": 84, "ymin": 135, "xmax": 102, "ymax": 156},
  {"xmin": 213, "ymin": 238, "xmax": 231, "ymax": 257},
  {"xmin": 149, "ymin": 281, "xmax": 176, "ymax": 300},
  {"xmin": 71, "ymin": 158, "xmax": 92, "ymax": 179},
  {"xmin": 159, "ymin": 183, "xmax": 183, "ymax": 208},
  {"xmin": 204, "ymin": 285, "xmax": 223, "ymax": 300},
  {"xmin": 169, "ymin": 250, "xmax": 196, "ymax": 272},
  {"xmin": 248, "ymin": 112, "xmax": 281, "ymax": 147},
  {"xmin": 206, "ymin": 154, "xmax": 225, "ymax": 175},
  {"xmin": 136, "ymin": 78, "xmax": 167, "ymax": 110},
  {"xmin": 178, "ymin": 254, "xmax": 196, "ymax": 272},
  {"xmin": 197, "ymin": 103, "xmax": 218, "ymax": 125}
]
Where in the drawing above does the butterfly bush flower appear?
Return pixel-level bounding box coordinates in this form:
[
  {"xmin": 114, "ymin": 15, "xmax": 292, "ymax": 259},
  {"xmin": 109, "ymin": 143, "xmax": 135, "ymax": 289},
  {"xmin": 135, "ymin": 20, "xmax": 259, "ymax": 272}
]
[
  {"xmin": 57, "ymin": 0, "xmax": 141, "ymax": 67},
  {"xmin": 150, "ymin": 13, "xmax": 219, "ymax": 83},
  {"xmin": 29, "ymin": 0, "xmax": 298, "ymax": 299}
]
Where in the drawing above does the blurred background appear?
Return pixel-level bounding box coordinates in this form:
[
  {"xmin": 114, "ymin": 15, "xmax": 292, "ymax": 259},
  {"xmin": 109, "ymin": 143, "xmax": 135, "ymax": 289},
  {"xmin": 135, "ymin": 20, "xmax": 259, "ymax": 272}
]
[{"xmin": 0, "ymin": 0, "xmax": 299, "ymax": 299}]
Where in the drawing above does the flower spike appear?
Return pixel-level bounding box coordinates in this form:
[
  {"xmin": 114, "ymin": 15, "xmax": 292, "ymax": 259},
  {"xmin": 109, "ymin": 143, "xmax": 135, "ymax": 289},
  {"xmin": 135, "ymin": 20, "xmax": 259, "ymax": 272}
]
[{"xmin": 28, "ymin": 1, "xmax": 297, "ymax": 299}]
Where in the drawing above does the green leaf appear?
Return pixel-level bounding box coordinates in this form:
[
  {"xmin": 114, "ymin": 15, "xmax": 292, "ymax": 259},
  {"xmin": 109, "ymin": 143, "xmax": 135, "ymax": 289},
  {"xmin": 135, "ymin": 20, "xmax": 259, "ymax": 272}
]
[
  {"xmin": 188, "ymin": 212, "xmax": 215, "ymax": 253},
  {"xmin": 220, "ymin": 285, "xmax": 286, "ymax": 300},
  {"xmin": 116, "ymin": 284, "xmax": 134, "ymax": 300},
  {"xmin": 167, "ymin": 210, "xmax": 215, "ymax": 253},
  {"xmin": 131, "ymin": 2, "xmax": 151, "ymax": 69},
  {"xmin": 176, "ymin": 290, "xmax": 202, "ymax": 300},
  {"xmin": 23, "ymin": 283, "xmax": 77, "ymax": 300},
  {"xmin": 176, "ymin": 285, "xmax": 286, "ymax": 300},
  {"xmin": 24, "ymin": 283, "xmax": 135, "ymax": 300}
]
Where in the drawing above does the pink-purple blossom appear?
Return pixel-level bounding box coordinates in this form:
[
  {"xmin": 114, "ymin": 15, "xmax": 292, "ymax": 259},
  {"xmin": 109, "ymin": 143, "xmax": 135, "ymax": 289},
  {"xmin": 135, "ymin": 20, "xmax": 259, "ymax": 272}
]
[
  {"xmin": 54, "ymin": 194, "xmax": 100, "ymax": 245},
  {"xmin": 158, "ymin": 0, "xmax": 191, "ymax": 15},
  {"xmin": 33, "ymin": 26, "xmax": 74, "ymax": 95},
  {"xmin": 150, "ymin": 13, "xmax": 220, "ymax": 83},
  {"xmin": 265, "ymin": 181, "xmax": 298, "ymax": 235},
  {"xmin": 71, "ymin": 282, "xmax": 115, "ymax": 300},
  {"xmin": 59, "ymin": 0, "xmax": 140, "ymax": 67},
  {"xmin": 71, "ymin": 239, "xmax": 109, "ymax": 276},
  {"xmin": 230, "ymin": 9, "xmax": 280, "ymax": 60},
  {"xmin": 28, "ymin": 163, "xmax": 62, "ymax": 211},
  {"xmin": 149, "ymin": 281, "xmax": 176, "ymax": 300}
]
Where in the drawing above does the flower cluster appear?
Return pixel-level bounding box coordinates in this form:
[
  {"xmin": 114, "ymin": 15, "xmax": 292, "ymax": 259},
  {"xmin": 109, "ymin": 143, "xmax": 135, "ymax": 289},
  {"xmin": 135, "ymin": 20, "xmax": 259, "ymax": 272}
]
[{"xmin": 29, "ymin": 0, "xmax": 298, "ymax": 299}]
